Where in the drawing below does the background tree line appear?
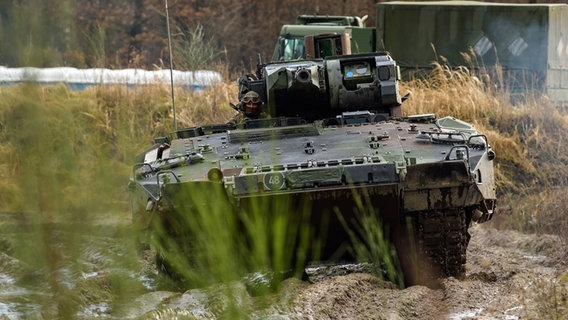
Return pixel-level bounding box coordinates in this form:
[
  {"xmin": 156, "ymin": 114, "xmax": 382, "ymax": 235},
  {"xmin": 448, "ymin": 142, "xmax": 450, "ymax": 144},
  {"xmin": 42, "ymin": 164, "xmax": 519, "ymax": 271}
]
[
  {"xmin": 0, "ymin": 0, "xmax": 563, "ymax": 73},
  {"xmin": 0, "ymin": 0, "xmax": 376, "ymax": 73}
]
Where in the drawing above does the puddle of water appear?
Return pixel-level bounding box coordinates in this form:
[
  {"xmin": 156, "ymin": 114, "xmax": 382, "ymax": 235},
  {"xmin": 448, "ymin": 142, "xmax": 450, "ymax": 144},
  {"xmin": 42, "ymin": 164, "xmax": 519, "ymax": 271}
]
[
  {"xmin": 76, "ymin": 302, "xmax": 112, "ymax": 319},
  {"xmin": 522, "ymin": 254, "xmax": 547, "ymax": 261},
  {"xmin": 0, "ymin": 301, "xmax": 38, "ymax": 320},
  {"xmin": 0, "ymin": 219, "xmax": 158, "ymax": 319},
  {"xmin": 447, "ymin": 308, "xmax": 483, "ymax": 320},
  {"xmin": 503, "ymin": 305, "xmax": 523, "ymax": 320},
  {"xmin": 0, "ymin": 273, "xmax": 15, "ymax": 286}
]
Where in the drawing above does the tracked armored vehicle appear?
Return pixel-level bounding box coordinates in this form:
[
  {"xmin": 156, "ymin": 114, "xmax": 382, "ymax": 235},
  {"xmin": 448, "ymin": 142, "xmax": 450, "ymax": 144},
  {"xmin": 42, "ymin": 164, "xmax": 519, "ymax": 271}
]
[{"xmin": 129, "ymin": 42, "xmax": 496, "ymax": 286}]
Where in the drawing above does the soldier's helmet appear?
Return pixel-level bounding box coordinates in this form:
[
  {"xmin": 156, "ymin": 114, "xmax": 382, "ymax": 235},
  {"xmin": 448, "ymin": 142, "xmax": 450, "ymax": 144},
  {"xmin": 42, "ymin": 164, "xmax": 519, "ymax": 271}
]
[{"xmin": 241, "ymin": 91, "xmax": 262, "ymax": 117}]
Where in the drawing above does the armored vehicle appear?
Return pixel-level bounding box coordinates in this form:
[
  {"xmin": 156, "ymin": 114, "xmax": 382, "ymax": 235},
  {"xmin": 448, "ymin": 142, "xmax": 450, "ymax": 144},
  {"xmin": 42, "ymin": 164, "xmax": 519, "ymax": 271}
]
[{"xmin": 129, "ymin": 42, "xmax": 496, "ymax": 286}]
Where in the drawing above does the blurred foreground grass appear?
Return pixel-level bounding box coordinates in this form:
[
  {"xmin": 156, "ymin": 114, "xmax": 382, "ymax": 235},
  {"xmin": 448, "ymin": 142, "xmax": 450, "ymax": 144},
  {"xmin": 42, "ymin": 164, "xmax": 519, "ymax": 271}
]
[{"xmin": 0, "ymin": 82, "xmax": 240, "ymax": 318}]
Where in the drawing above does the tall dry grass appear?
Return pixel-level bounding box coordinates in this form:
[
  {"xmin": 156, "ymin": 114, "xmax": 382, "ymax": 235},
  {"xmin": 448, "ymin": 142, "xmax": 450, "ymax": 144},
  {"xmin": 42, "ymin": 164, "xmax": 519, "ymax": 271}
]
[
  {"xmin": 0, "ymin": 82, "xmax": 237, "ymax": 215},
  {"xmin": 401, "ymin": 63, "xmax": 568, "ymax": 243}
]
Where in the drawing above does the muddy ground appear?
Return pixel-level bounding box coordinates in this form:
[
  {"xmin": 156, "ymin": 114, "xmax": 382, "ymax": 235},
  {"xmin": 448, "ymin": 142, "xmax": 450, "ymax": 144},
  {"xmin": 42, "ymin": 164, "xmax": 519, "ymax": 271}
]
[
  {"xmin": 0, "ymin": 212, "xmax": 566, "ymax": 319},
  {"xmin": 263, "ymin": 225, "xmax": 567, "ymax": 320},
  {"xmin": 130, "ymin": 224, "xmax": 567, "ymax": 320}
]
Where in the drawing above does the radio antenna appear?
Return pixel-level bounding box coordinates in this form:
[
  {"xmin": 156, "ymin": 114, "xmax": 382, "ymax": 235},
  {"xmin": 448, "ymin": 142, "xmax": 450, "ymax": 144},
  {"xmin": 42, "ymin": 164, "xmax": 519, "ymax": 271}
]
[{"xmin": 164, "ymin": 0, "xmax": 177, "ymax": 131}]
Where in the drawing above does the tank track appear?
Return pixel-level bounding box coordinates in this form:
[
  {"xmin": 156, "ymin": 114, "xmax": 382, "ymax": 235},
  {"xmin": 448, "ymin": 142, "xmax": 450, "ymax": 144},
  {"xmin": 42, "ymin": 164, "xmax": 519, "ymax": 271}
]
[{"xmin": 417, "ymin": 208, "xmax": 469, "ymax": 280}]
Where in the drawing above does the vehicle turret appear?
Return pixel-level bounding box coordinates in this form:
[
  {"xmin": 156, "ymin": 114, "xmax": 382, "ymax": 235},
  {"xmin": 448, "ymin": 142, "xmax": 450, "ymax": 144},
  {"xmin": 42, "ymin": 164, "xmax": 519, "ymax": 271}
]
[{"xmin": 240, "ymin": 50, "xmax": 402, "ymax": 124}]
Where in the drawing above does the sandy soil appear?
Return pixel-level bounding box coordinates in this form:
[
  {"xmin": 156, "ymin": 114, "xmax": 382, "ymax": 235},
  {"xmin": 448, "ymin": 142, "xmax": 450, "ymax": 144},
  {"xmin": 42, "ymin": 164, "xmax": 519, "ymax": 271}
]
[
  {"xmin": 248, "ymin": 225, "xmax": 567, "ymax": 319},
  {"xmin": 129, "ymin": 224, "xmax": 567, "ymax": 320}
]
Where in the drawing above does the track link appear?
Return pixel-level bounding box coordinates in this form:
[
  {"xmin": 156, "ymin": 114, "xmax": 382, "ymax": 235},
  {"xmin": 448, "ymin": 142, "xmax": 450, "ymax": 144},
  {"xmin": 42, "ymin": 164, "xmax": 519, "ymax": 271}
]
[{"xmin": 417, "ymin": 208, "xmax": 469, "ymax": 280}]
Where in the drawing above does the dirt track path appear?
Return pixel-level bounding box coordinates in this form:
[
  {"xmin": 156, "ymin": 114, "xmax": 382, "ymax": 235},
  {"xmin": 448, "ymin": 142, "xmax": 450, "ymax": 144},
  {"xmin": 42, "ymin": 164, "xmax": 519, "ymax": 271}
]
[
  {"xmin": 247, "ymin": 225, "xmax": 566, "ymax": 320},
  {"xmin": 124, "ymin": 224, "xmax": 566, "ymax": 319}
]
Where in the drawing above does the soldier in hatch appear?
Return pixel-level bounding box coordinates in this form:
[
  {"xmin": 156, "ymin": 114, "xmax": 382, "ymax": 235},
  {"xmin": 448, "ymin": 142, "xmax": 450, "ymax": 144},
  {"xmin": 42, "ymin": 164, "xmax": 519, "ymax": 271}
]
[{"xmin": 228, "ymin": 91, "xmax": 269, "ymax": 124}]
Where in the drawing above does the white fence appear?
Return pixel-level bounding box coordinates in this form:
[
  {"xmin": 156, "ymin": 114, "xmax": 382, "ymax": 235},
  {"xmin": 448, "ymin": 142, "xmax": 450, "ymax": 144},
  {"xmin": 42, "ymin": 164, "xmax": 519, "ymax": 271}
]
[{"xmin": 0, "ymin": 67, "xmax": 222, "ymax": 90}]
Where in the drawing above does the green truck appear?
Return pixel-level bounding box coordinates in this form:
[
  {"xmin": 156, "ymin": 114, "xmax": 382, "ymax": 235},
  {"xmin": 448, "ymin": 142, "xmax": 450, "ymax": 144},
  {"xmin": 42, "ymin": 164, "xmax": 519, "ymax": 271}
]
[{"xmin": 271, "ymin": 15, "xmax": 377, "ymax": 61}]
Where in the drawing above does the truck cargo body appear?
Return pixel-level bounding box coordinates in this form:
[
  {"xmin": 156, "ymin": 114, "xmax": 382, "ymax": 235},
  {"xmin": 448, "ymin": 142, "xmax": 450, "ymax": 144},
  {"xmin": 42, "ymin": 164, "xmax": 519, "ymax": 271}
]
[{"xmin": 376, "ymin": 1, "xmax": 568, "ymax": 104}]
